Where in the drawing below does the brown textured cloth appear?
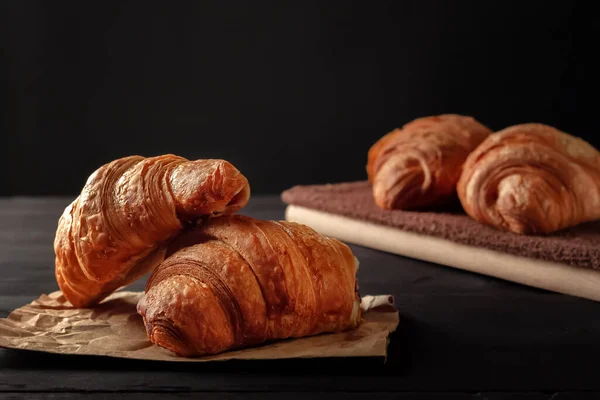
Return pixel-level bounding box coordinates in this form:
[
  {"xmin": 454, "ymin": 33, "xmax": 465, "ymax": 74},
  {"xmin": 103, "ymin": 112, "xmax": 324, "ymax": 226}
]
[{"xmin": 281, "ymin": 181, "xmax": 600, "ymax": 270}]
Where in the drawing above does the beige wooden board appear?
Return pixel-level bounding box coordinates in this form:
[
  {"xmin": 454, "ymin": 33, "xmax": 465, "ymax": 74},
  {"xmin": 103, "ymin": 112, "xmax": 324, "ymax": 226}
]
[{"xmin": 286, "ymin": 205, "xmax": 600, "ymax": 303}]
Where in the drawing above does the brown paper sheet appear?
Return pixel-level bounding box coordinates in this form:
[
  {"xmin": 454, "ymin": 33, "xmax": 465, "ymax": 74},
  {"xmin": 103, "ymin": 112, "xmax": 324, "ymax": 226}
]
[{"xmin": 0, "ymin": 291, "xmax": 399, "ymax": 362}]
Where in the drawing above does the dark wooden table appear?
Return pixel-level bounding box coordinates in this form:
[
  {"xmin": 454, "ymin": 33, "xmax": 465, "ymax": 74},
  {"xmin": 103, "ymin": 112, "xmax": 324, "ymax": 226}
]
[{"xmin": 2, "ymin": 196, "xmax": 600, "ymax": 399}]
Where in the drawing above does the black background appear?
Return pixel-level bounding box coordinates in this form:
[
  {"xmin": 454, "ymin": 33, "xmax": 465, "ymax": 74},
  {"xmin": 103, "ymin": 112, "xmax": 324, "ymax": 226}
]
[{"xmin": 2, "ymin": 1, "xmax": 598, "ymax": 196}]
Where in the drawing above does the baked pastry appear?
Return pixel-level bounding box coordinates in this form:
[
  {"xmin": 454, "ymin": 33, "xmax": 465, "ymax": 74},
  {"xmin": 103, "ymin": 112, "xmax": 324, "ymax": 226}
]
[
  {"xmin": 137, "ymin": 215, "xmax": 361, "ymax": 357},
  {"xmin": 458, "ymin": 123, "xmax": 600, "ymax": 234},
  {"xmin": 54, "ymin": 155, "xmax": 250, "ymax": 308},
  {"xmin": 367, "ymin": 114, "xmax": 492, "ymax": 210}
]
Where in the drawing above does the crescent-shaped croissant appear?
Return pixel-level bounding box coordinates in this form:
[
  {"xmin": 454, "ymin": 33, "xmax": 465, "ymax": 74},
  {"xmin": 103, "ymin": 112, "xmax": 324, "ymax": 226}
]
[
  {"xmin": 367, "ymin": 114, "xmax": 492, "ymax": 210},
  {"xmin": 137, "ymin": 215, "xmax": 361, "ymax": 357},
  {"xmin": 54, "ymin": 154, "xmax": 250, "ymax": 308},
  {"xmin": 457, "ymin": 123, "xmax": 600, "ymax": 234}
]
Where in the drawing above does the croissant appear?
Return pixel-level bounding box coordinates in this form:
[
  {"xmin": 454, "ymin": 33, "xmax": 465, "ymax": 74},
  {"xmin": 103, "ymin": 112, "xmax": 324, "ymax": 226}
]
[
  {"xmin": 137, "ymin": 215, "xmax": 361, "ymax": 357},
  {"xmin": 367, "ymin": 114, "xmax": 492, "ymax": 210},
  {"xmin": 54, "ymin": 154, "xmax": 250, "ymax": 308},
  {"xmin": 457, "ymin": 123, "xmax": 600, "ymax": 234}
]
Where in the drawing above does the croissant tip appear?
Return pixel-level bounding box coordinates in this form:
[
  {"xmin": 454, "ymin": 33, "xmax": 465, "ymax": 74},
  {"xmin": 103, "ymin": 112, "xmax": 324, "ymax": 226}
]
[{"xmin": 143, "ymin": 317, "xmax": 194, "ymax": 357}]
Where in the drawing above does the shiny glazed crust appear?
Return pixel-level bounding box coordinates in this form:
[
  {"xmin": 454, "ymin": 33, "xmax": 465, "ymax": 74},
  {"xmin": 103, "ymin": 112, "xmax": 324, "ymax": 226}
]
[
  {"xmin": 458, "ymin": 123, "xmax": 600, "ymax": 234},
  {"xmin": 54, "ymin": 155, "xmax": 250, "ymax": 308},
  {"xmin": 367, "ymin": 114, "xmax": 492, "ymax": 210},
  {"xmin": 137, "ymin": 215, "xmax": 362, "ymax": 357}
]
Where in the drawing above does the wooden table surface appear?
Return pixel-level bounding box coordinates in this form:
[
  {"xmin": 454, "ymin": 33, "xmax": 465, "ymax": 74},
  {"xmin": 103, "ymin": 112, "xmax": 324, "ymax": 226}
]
[{"xmin": 1, "ymin": 196, "xmax": 600, "ymax": 399}]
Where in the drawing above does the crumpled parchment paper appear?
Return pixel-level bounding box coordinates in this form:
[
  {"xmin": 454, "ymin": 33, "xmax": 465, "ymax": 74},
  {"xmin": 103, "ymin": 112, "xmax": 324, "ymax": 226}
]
[{"xmin": 0, "ymin": 291, "xmax": 398, "ymax": 362}]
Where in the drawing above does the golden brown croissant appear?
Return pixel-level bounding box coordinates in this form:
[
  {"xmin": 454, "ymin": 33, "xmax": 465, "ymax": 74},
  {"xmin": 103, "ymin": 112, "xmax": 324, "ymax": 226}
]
[
  {"xmin": 457, "ymin": 123, "xmax": 600, "ymax": 234},
  {"xmin": 367, "ymin": 114, "xmax": 492, "ymax": 210},
  {"xmin": 54, "ymin": 155, "xmax": 251, "ymax": 308},
  {"xmin": 137, "ymin": 215, "xmax": 361, "ymax": 357}
]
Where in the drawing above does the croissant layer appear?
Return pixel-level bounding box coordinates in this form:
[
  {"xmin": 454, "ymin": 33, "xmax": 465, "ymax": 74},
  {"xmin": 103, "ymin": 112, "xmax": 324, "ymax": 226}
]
[
  {"xmin": 367, "ymin": 114, "xmax": 492, "ymax": 210},
  {"xmin": 457, "ymin": 123, "xmax": 600, "ymax": 234},
  {"xmin": 137, "ymin": 215, "xmax": 361, "ymax": 357},
  {"xmin": 54, "ymin": 155, "xmax": 250, "ymax": 308}
]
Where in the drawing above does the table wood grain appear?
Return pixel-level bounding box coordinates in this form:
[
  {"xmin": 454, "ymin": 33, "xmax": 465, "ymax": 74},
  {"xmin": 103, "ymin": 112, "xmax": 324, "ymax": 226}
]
[{"xmin": 1, "ymin": 196, "xmax": 600, "ymax": 399}]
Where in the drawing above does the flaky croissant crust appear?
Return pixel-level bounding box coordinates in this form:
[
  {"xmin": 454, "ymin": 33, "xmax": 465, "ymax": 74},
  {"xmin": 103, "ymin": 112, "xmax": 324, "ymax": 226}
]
[
  {"xmin": 458, "ymin": 123, "xmax": 600, "ymax": 234},
  {"xmin": 137, "ymin": 215, "xmax": 361, "ymax": 357},
  {"xmin": 54, "ymin": 154, "xmax": 250, "ymax": 308},
  {"xmin": 367, "ymin": 114, "xmax": 492, "ymax": 210}
]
